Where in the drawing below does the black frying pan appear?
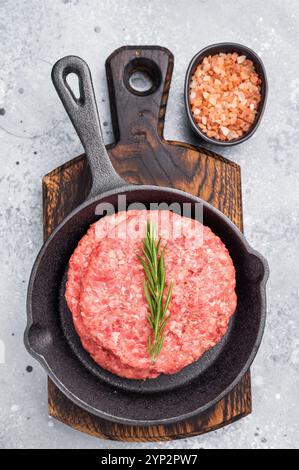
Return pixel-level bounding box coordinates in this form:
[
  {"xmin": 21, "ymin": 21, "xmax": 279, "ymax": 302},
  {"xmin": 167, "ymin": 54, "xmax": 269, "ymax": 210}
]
[{"xmin": 24, "ymin": 55, "xmax": 269, "ymax": 425}]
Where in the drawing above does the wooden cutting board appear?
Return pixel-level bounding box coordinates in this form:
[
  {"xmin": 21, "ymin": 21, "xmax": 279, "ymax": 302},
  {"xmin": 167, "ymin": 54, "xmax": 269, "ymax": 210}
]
[{"xmin": 44, "ymin": 46, "xmax": 251, "ymax": 441}]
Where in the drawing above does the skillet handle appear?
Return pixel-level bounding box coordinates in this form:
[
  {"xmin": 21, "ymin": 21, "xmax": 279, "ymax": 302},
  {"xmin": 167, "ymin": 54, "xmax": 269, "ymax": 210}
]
[{"xmin": 51, "ymin": 55, "xmax": 127, "ymax": 197}]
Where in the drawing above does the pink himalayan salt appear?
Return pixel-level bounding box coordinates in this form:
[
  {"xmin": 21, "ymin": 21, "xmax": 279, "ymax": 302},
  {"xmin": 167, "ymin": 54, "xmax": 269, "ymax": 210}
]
[{"xmin": 189, "ymin": 52, "xmax": 262, "ymax": 141}]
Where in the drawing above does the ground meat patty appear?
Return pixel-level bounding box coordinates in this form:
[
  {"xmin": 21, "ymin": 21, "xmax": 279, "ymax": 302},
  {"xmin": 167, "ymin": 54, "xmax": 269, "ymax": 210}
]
[
  {"xmin": 65, "ymin": 213, "xmax": 158, "ymax": 378},
  {"xmin": 65, "ymin": 210, "xmax": 237, "ymax": 379}
]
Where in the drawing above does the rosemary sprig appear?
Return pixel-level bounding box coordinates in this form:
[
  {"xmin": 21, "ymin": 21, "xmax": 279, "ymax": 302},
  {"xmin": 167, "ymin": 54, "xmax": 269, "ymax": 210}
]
[{"xmin": 138, "ymin": 221, "xmax": 173, "ymax": 363}]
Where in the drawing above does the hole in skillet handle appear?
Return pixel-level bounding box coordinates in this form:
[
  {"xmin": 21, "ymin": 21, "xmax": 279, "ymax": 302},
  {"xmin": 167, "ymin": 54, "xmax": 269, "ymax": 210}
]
[
  {"xmin": 66, "ymin": 72, "xmax": 81, "ymax": 101},
  {"xmin": 184, "ymin": 42, "xmax": 268, "ymax": 147},
  {"xmin": 124, "ymin": 58, "xmax": 162, "ymax": 96}
]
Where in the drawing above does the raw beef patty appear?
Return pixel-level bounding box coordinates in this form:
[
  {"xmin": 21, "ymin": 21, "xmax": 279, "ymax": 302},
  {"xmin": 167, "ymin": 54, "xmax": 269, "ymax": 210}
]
[{"xmin": 65, "ymin": 210, "xmax": 237, "ymax": 379}]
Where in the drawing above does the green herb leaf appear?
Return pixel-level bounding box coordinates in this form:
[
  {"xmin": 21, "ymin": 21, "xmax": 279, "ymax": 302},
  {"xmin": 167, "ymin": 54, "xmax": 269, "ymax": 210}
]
[{"xmin": 139, "ymin": 221, "xmax": 173, "ymax": 363}]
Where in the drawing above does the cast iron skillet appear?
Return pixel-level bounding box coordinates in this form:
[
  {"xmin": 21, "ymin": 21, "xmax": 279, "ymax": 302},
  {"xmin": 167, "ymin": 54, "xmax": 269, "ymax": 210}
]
[{"xmin": 24, "ymin": 55, "xmax": 269, "ymax": 425}]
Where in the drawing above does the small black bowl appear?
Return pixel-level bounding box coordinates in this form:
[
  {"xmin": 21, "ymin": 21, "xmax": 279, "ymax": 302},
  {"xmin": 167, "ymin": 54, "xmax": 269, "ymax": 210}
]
[{"xmin": 184, "ymin": 42, "xmax": 268, "ymax": 146}]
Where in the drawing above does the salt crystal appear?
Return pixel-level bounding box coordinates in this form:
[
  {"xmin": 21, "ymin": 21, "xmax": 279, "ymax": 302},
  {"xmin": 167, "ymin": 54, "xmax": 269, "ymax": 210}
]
[
  {"xmin": 202, "ymin": 116, "xmax": 207, "ymax": 125},
  {"xmin": 237, "ymin": 55, "xmax": 246, "ymax": 64},
  {"xmin": 228, "ymin": 131, "xmax": 239, "ymax": 140},
  {"xmin": 237, "ymin": 91, "xmax": 246, "ymax": 103},
  {"xmin": 220, "ymin": 126, "xmax": 230, "ymax": 136}
]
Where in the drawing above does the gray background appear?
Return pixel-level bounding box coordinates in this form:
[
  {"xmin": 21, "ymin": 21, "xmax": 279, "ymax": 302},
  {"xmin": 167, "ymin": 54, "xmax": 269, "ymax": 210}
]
[{"xmin": 0, "ymin": 0, "xmax": 298, "ymax": 449}]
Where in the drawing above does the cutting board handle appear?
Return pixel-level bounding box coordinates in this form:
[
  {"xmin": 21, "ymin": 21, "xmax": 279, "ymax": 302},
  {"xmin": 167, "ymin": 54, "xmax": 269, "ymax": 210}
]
[{"xmin": 106, "ymin": 46, "xmax": 174, "ymax": 143}]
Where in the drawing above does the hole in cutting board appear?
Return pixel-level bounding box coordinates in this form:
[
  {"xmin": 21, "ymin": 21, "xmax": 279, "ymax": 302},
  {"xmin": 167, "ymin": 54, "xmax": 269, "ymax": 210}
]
[
  {"xmin": 124, "ymin": 58, "xmax": 161, "ymax": 96},
  {"xmin": 129, "ymin": 70, "xmax": 153, "ymax": 93},
  {"xmin": 66, "ymin": 73, "xmax": 81, "ymax": 100}
]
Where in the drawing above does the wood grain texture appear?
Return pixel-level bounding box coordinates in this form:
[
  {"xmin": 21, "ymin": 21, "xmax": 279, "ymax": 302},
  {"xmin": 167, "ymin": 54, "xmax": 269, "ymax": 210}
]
[{"xmin": 44, "ymin": 46, "xmax": 250, "ymax": 441}]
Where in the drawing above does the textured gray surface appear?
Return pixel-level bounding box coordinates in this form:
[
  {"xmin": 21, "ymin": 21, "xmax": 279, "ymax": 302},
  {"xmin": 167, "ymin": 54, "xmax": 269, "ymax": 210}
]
[{"xmin": 0, "ymin": 0, "xmax": 298, "ymax": 449}]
